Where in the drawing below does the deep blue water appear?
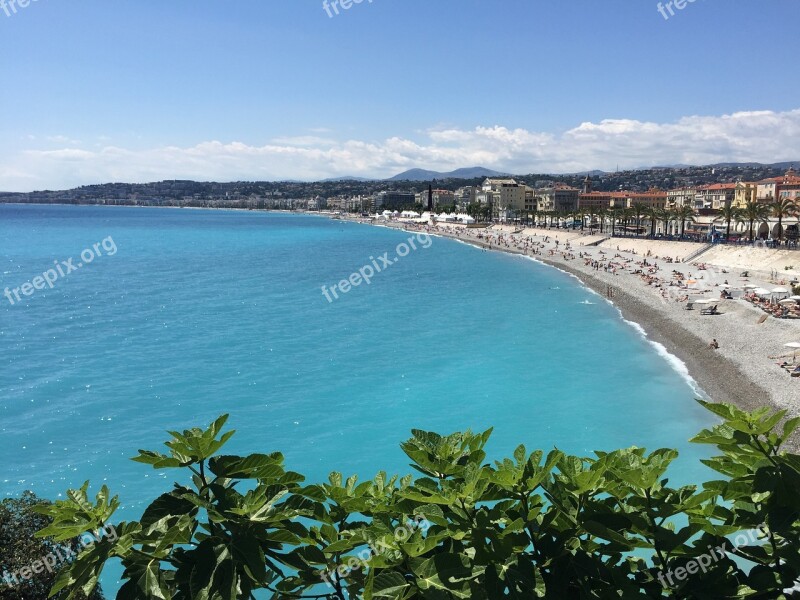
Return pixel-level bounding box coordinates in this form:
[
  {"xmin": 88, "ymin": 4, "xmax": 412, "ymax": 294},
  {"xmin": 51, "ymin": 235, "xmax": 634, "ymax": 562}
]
[{"xmin": 1, "ymin": 205, "xmax": 716, "ymax": 587}]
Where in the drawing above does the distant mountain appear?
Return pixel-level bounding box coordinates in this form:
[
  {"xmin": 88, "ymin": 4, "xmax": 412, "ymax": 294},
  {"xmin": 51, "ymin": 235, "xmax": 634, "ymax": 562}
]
[
  {"xmin": 388, "ymin": 167, "xmax": 509, "ymax": 181},
  {"xmin": 320, "ymin": 176, "xmax": 374, "ymax": 182}
]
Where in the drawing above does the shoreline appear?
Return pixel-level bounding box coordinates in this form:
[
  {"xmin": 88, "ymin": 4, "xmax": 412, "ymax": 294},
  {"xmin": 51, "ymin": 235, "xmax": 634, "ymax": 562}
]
[
  {"xmin": 363, "ymin": 218, "xmax": 800, "ymax": 449},
  {"xmin": 439, "ymin": 232, "xmax": 770, "ymax": 409}
]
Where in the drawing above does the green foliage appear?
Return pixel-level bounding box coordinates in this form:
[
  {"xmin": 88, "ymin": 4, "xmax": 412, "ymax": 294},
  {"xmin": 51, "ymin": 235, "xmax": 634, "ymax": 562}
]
[
  {"xmin": 40, "ymin": 404, "xmax": 800, "ymax": 599},
  {"xmin": 0, "ymin": 492, "xmax": 104, "ymax": 600}
]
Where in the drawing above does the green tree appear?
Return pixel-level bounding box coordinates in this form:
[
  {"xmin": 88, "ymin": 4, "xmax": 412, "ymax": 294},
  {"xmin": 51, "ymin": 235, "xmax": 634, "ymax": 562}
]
[
  {"xmin": 769, "ymin": 197, "xmax": 799, "ymax": 242},
  {"xmin": 738, "ymin": 200, "xmax": 771, "ymax": 242},
  {"xmin": 38, "ymin": 403, "xmax": 800, "ymax": 599},
  {"xmin": 597, "ymin": 207, "xmax": 608, "ymax": 233},
  {"xmin": 673, "ymin": 204, "xmax": 696, "ymax": 239},
  {"xmin": 0, "ymin": 493, "xmax": 104, "ymax": 600},
  {"xmin": 576, "ymin": 208, "xmax": 587, "ymax": 231},
  {"xmin": 714, "ymin": 204, "xmax": 741, "ymax": 242},
  {"xmin": 585, "ymin": 206, "xmax": 598, "ymax": 232},
  {"xmin": 620, "ymin": 207, "xmax": 635, "ymax": 237},
  {"xmin": 631, "ymin": 202, "xmax": 648, "ymax": 237},
  {"xmin": 646, "ymin": 207, "xmax": 659, "ymax": 237},
  {"xmin": 609, "ymin": 207, "xmax": 622, "ymax": 237}
]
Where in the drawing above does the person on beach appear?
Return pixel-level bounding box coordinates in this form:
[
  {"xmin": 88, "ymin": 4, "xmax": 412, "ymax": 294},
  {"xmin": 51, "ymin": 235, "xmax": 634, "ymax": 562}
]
[{"xmin": 709, "ymin": 339, "xmax": 720, "ymax": 350}]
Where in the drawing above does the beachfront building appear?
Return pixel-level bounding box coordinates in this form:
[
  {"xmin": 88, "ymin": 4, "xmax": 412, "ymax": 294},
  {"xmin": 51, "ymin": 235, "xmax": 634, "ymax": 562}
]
[
  {"xmin": 756, "ymin": 178, "xmax": 779, "ymax": 202},
  {"xmin": 753, "ymin": 167, "xmax": 800, "ymax": 203},
  {"xmin": 454, "ymin": 186, "xmax": 477, "ymax": 210},
  {"xmin": 622, "ymin": 190, "xmax": 668, "ymax": 210},
  {"xmin": 748, "ymin": 168, "xmax": 800, "ymax": 215},
  {"xmin": 428, "ymin": 189, "xmax": 455, "ymax": 209},
  {"xmin": 524, "ymin": 186, "xmax": 536, "ymax": 213},
  {"xmin": 695, "ymin": 183, "xmax": 735, "ymax": 210},
  {"xmin": 482, "ymin": 178, "xmax": 526, "ymax": 221},
  {"xmin": 307, "ymin": 196, "xmax": 327, "ymax": 211},
  {"xmin": 733, "ymin": 182, "xmax": 758, "ymax": 209},
  {"xmin": 374, "ymin": 191, "xmax": 417, "ymax": 211},
  {"xmin": 667, "ymin": 187, "xmax": 696, "ymax": 209},
  {"xmin": 328, "ymin": 195, "xmax": 369, "ymax": 212},
  {"xmin": 578, "ymin": 191, "xmax": 627, "ymax": 210},
  {"xmin": 534, "ymin": 184, "xmax": 580, "ymax": 212},
  {"xmin": 778, "ymin": 167, "xmax": 800, "ymax": 203}
]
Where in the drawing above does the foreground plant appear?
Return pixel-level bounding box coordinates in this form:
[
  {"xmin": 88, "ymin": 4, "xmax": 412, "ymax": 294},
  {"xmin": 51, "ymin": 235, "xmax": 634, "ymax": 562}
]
[{"xmin": 37, "ymin": 402, "xmax": 800, "ymax": 599}]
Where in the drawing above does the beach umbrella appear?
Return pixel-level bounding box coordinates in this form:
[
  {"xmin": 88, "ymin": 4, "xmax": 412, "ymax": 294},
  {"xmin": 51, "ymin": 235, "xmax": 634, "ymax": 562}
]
[
  {"xmin": 753, "ymin": 288, "xmax": 770, "ymax": 296},
  {"xmin": 785, "ymin": 342, "xmax": 800, "ymax": 361},
  {"xmin": 743, "ymin": 284, "xmax": 757, "ymax": 290},
  {"xmin": 694, "ymin": 298, "xmax": 712, "ymax": 304},
  {"xmin": 791, "ymin": 295, "xmax": 800, "ymax": 300},
  {"xmin": 772, "ymin": 286, "xmax": 790, "ymax": 294},
  {"xmin": 779, "ymin": 298, "xmax": 796, "ymax": 305}
]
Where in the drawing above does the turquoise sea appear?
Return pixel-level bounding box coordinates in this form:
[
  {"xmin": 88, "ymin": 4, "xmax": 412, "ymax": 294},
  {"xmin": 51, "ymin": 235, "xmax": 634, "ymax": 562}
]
[{"xmin": 1, "ymin": 205, "xmax": 716, "ymax": 586}]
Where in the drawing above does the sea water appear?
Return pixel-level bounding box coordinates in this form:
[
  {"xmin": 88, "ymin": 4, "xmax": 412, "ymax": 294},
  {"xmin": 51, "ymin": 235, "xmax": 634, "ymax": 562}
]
[{"xmin": 1, "ymin": 205, "xmax": 717, "ymax": 587}]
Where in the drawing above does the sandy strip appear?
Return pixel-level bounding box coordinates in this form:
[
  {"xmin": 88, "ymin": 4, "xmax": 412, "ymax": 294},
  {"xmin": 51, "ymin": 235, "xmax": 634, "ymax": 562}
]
[{"xmin": 373, "ymin": 219, "xmax": 800, "ymax": 449}]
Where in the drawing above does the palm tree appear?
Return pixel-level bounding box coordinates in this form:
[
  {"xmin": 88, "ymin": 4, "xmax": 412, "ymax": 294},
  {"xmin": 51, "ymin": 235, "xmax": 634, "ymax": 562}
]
[
  {"xmin": 597, "ymin": 207, "xmax": 608, "ymax": 234},
  {"xmin": 620, "ymin": 208, "xmax": 634, "ymax": 237},
  {"xmin": 576, "ymin": 208, "xmax": 587, "ymax": 231},
  {"xmin": 768, "ymin": 197, "xmax": 798, "ymax": 243},
  {"xmin": 738, "ymin": 200, "xmax": 771, "ymax": 242},
  {"xmin": 656, "ymin": 208, "xmax": 673, "ymax": 237},
  {"xmin": 714, "ymin": 204, "xmax": 741, "ymax": 243},
  {"xmin": 673, "ymin": 205, "xmax": 696, "ymax": 239},
  {"xmin": 567, "ymin": 209, "xmax": 578, "ymax": 230},
  {"xmin": 631, "ymin": 203, "xmax": 647, "ymax": 238},
  {"xmin": 585, "ymin": 206, "xmax": 598, "ymax": 232},
  {"xmin": 609, "ymin": 207, "xmax": 622, "ymax": 237},
  {"xmin": 646, "ymin": 207, "xmax": 662, "ymax": 237}
]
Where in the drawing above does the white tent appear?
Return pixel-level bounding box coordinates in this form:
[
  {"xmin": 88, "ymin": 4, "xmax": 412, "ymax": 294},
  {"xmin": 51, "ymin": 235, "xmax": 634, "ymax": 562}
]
[{"xmin": 457, "ymin": 213, "xmax": 475, "ymax": 224}]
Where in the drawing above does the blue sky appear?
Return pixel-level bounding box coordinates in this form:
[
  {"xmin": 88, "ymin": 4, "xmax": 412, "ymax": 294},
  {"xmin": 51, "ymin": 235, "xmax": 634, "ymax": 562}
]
[{"xmin": 1, "ymin": 0, "xmax": 799, "ymax": 190}]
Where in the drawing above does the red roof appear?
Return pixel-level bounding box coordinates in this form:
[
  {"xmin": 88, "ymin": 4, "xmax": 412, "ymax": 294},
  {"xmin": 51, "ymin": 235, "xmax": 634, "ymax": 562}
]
[{"xmin": 698, "ymin": 183, "xmax": 736, "ymax": 191}]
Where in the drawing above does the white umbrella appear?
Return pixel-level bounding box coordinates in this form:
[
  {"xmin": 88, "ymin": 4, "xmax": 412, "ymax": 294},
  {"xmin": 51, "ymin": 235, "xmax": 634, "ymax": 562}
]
[
  {"xmin": 779, "ymin": 298, "xmax": 797, "ymax": 305},
  {"xmin": 719, "ymin": 284, "xmax": 731, "ymax": 289},
  {"xmin": 694, "ymin": 298, "xmax": 712, "ymax": 304},
  {"xmin": 743, "ymin": 284, "xmax": 757, "ymax": 290},
  {"xmin": 785, "ymin": 342, "xmax": 800, "ymax": 361},
  {"xmin": 791, "ymin": 295, "xmax": 800, "ymax": 301},
  {"xmin": 771, "ymin": 286, "xmax": 790, "ymax": 295},
  {"xmin": 753, "ymin": 288, "xmax": 771, "ymax": 295}
]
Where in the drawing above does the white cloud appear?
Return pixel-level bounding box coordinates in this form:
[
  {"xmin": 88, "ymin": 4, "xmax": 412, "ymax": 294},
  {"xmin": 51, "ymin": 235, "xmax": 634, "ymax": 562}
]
[{"xmin": 3, "ymin": 108, "xmax": 800, "ymax": 191}]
